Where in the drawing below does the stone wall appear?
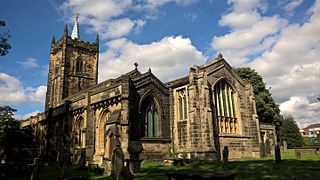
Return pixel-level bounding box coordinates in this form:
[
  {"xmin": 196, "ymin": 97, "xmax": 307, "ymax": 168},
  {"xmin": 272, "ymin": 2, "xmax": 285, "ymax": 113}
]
[{"xmin": 168, "ymin": 57, "xmax": 260, "ymax": 160}]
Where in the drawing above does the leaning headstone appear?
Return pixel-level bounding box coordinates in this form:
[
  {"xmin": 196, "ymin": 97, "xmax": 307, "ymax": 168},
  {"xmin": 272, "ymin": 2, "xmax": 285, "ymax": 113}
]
[
  {"xmin": 222, "ymin": 146, "xmax": 229, "ymax": 170},
  {"xmin": 118, "ymin": 159, "xmax": 133, "ymax": 180},
  {"xmin": 111, "ymin": 147, "xmax": 124, "ymax": 178},
  {"xmin": 283, "ymin": 141, "xmax": 288, "ymax": 152},
  {"xmin": 265, "ymin": 139, "xmax": 271, "ymax": 156},
  {"xmin": 260, "ymin": 141, "xmax": 266, "ymax": 157}
]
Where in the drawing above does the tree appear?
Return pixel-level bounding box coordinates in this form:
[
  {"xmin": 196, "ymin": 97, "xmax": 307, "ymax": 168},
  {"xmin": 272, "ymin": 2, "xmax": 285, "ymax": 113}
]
[
  {"xmin": 0, "ymin": 106, "xmax": 19, "ymax": 135},
  {"xmin": 235, "ymin": 67, "xmax": 281, "ymax": 123},
  {"xmin": 279, "ymin": 115, "xmax": 303, "ymax": 148},
  {"xmin": 0, "ymin": 106, "xmax": 19, "ymax": 162},
  {"xmin": 0, "ymin": 20, "xmax": 11, "ymax": 56}
]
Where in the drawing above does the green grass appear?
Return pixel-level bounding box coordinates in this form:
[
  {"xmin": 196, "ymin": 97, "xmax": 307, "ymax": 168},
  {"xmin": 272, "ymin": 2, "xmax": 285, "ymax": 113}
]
[{"xmin": 2, "ymin": 150, "xmax": 320, "ymax": 180}]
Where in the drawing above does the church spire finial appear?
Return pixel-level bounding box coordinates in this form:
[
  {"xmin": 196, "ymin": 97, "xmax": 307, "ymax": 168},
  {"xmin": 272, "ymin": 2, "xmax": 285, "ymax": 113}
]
[
  {"xmin": 71, "ymin": 13, "xmax": 80, "ymax": 40},
  {"xmin": 95, "ymin": 33, "xmax": 99, "ymax": 45},
  {"xmin": 63, "ymin": 24, "xmax": 68, "ymax": 37},
  {"xmin": 51, "ymin": 35, "xmax": 55, "ymax": 45}
]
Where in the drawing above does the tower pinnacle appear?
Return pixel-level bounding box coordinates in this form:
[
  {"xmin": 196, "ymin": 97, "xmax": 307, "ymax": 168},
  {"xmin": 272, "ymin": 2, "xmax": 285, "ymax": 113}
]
[{"xmin": 71, "ymin": 13, "xmax": 80, "ymax": 40}]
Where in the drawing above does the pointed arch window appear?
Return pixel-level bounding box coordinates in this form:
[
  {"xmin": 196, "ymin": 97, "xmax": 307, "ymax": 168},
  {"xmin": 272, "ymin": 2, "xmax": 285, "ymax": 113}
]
[
  {"xmin": 75, "ymin": 116, "xmax": 85, "ymax": 147},
  {"xmin": 214, "ymin": 80, "xmax": 238, "ymax": 134},
  {"xmin": 176, "ymin": 88, "xmax": 188, "ymax": 120},
  {"xmin": 143, "ymin": 96, "xmax": 160, "ymax": 138}
]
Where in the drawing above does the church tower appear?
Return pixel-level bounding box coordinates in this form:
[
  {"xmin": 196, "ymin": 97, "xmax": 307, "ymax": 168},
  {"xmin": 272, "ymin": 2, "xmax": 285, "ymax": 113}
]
[{"xmin": 45, "ymin": 15, "xmax": 99, "ymax": 110}]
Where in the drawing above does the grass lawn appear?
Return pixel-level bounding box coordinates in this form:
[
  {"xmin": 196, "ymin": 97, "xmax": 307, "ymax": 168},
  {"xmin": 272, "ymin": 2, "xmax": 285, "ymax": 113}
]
[{"xmin": 2, "ymin": 149, "xmax": 320, "ymax": 179}]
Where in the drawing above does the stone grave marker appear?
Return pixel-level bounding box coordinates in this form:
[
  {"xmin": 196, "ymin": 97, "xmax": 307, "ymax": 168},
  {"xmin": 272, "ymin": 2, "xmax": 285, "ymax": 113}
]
[
  {"xmin": 118, "ymin": 159, "xmax": 133, "ymax": 180},
  {"xmin": 283, "ymin": 141, "xmax": 288, "ymax": 152},
  {"xmin": 111, "ymin": 147, "xmax": 124, "ymax": 178},
  {"xmin": 222, "ymin": 146, "xmax": 229, "ymax": 170}
]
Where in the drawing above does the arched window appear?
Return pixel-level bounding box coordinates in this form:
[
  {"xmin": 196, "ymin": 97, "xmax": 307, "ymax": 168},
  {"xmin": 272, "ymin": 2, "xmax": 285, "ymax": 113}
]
[
  {"xmin": 176, "ymin": 88, "xmax": 188, "ymax": 120},
  {"xmin": 76, "ymin": 58, "xmax": 83, "ymax": 73},
  {"xmin": 142, "ymin": 96, "xmax": 160, "ymax": 138},
  {"xmin": 214, "ymin": 80, "xmax": 238, "ymax": 134},
  {"xmin": 75, "ymin": 116, "xmax": 84, "ymax": 147}
]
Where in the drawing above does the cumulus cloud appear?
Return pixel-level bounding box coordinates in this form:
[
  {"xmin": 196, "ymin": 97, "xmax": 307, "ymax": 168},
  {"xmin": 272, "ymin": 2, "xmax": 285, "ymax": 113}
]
[
  {"xmin": 280, "ymin": 96, "xmax": 320, "ymax": 128},
  {"xmin": 17, "ymin": 58, "xmax": 40, "ymax": 69},
  {"xmin": 59, "ymin": 0, "xmax": 197, "ymax": 39},
  {"xmin": 98, "ymin": 36, "xmax": 206, "ymax": 82},
  {"xmin": 213, "ymin": 0, "xmax": 320, "ymax": 126},
  {"xmin": 249, "ymin": 0, "xmax": 320, "ymax": 102},
  {"xmin": 212, "ymin": 0, "xmax": 288, "ymax": 66},
  {"xmin": 0, "ymin": 73, "xmax": 46, "ymax": 104},
  {"xmin": 59, "ymin": 0, "xmax": 137, "ymax": 39}
]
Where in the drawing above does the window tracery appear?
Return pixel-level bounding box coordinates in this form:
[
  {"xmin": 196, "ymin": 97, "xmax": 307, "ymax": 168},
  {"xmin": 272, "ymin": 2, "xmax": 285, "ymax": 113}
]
[
  {"xmin": 175, "ymin": 88, "xmax": 188, "ymax": 121},
  {"xmin": 142, "ymin": 96, "xmax": 160, "ymax": 138},
  {"xmin": 214, "ymin": 80, "xmax": 238, "ymax": 134}
]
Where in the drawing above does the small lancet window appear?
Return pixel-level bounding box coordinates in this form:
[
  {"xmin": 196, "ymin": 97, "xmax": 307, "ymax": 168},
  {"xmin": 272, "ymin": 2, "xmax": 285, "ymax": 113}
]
[{"xmin": 76, "ymin": 117, "xmax": 84, "ymax": 147}]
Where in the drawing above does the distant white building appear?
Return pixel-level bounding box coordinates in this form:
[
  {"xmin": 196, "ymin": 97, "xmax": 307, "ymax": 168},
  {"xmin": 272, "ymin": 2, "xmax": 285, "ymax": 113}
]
[{"xmin": 300, "ymin": 123, "xmax": 320, "ymax": 137}]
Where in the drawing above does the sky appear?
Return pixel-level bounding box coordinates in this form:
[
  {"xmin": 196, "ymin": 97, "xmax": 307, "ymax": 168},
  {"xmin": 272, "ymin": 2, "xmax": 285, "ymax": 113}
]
[{"xmin": 0, "ymin": 0, "xmax": 319, "ymax": 128}]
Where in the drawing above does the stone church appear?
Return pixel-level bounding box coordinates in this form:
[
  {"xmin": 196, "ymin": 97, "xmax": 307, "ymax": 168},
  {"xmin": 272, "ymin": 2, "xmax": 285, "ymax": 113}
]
[{"xmin": 21, "ymin": 18, "xmax": 275, "ymax": 171}]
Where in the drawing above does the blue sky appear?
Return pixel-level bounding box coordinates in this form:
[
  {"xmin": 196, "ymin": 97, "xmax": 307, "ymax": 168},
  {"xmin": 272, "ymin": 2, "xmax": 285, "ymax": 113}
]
[{"xmin": 0, "ymin": 0, "xmax": 319, "ymax": 128}]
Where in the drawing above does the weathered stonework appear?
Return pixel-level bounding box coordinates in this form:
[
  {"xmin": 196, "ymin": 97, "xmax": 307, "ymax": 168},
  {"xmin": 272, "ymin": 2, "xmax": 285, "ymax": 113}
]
[{"xmin": 20, "ymin": 23, "xmax": 277, "ymax": 173}]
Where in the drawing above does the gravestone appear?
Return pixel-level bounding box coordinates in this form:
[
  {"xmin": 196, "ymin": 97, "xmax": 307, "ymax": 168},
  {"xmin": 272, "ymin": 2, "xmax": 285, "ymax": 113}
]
[
  {"xmin": 118, "ymin": 159, "xmax": 133, "ymax": 180},
  {"xmin": 111, "ymin": 147, "xmax": 124, "ymax": 178},
  {"xmin": 222, "ymin": 146, "xmax": 229, "ymax": 170},
  {"xmin": 295, "ymin": 151, "xmax": 301, "ymax": 159},
  {"xmin": 265, "ymin": 139, "xmax": 271, "ymax": 155},
  {"xmin": 283, "ymin": 141, "xmax": 287, "ymax": 152},
  {"xmin": 260, "ymin": 141, "xmax": 266, "ymax": 157}
]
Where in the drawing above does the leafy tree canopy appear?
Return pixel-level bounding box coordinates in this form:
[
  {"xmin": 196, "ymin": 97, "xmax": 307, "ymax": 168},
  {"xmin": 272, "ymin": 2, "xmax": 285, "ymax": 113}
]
[
  {"xmin": 235, "ymin": 67, "xmax": 281, "ymax": 123},
  {"xmin": 0, "ymin": 20, "xmax": 11, "ymax": 56},
  {"xmin": 279, "ymin": 115, "xmax": 303, "ymax": 148},
  {"xmin": 0, "ymin": 106, "xmax": 19, "ymax": 130}
]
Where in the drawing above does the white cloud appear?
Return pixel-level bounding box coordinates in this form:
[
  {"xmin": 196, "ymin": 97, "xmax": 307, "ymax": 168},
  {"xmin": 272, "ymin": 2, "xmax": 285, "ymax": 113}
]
[
  {"xmin": 17, "ymin": 58, "xmax": 40, "ymax": 69},
  {"xmin": 284, "ymin": 0, "xmax": 304, "ymax": 16},
  {"xmin": 59, "ymin": 0, "xmax": 138, "ymax": 39},
  {"xmin": 135, "ymin": 0, "xmax": 197, "ymax": 11},
  {"xmin": 59, "ymin": 0, "xmax": 196, "ymax": 39},
  {"xmin": 213, "ymin": 0, "xmax": 320, "ymax": 127},
  {"xmin": 0, "ymin": 73, "xmax": 46, "ymax": 104},
  {"xmin": 26, "ymin": 86, "xmax": 47, "ymax": 103},
  {"xmin": 0, "ymin": 73, "xmax": 26, "ymax": 104},
  {"xmin": 280, "ymin": 96, "xmax": 320, "ymax": 128},
  {"xmin": 249, "ymin": 0, "xmax": 320, "ymax": 105},
  {"xmin": 212, "ymin": 0, "xmax": 287, "ymax": 66},
  {"xmin": 98, "ymin": 36, "xmax": 206, "ymax": 82}
]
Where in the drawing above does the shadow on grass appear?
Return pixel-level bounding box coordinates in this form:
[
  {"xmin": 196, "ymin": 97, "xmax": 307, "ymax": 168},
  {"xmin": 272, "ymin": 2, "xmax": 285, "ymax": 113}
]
[
  {"xmin": 1, "ymin": 159, "xmax": 319, "ymax": 180},
  {"xmin": 134, "ymin": 159, "xmax": 320, "ymax": 180}
]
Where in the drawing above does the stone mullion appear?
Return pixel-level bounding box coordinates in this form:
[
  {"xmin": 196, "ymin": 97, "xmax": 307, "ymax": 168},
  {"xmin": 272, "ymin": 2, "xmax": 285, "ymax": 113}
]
[
  {"xmin": 228, "ymin": 87, "xmax": 233, "ymax": 118},
  {"xmin": 219, "ymin": 83, "xmax": 224, "ymax": 132},
  {"xmin": 215, "ymin": 86, "xmax": 220, "ymax": 117},
  {"xmin": 228, "ymin": 87, "xmax": 233, "ymax": 133}
]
